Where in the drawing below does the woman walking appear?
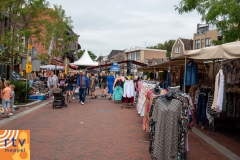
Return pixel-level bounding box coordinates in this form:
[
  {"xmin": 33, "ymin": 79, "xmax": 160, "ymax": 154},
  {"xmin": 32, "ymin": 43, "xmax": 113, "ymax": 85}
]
[
  {"xmin": 86, "ymin": 73, "xmax": 90, "ymax": 96},
  {"xmin": 90, "ymin": 73, "xmax": 97, "ymax": 99},
  {"xmin": 65, "ymin": 72, "xmax": 75, "ymax": 103},
  {"xmin": 58, "ymin": 71, "xmax": 66, "ymax": 94},
  {"xmin": 107, "ymin": 72, "xmax": 115, "ymax": 100}
]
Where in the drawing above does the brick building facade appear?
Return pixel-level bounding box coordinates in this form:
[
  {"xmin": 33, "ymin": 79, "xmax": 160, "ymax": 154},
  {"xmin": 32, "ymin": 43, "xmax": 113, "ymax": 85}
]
[{"xmin": 193, "ymin": 24, "xmax": 221, "ymax": 49}]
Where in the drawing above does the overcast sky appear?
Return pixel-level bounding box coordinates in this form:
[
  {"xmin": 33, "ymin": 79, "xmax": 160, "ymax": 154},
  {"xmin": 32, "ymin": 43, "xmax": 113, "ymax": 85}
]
[{"xmin": 48, "ymin": 0, "xmax": 202, "ymax": 56}]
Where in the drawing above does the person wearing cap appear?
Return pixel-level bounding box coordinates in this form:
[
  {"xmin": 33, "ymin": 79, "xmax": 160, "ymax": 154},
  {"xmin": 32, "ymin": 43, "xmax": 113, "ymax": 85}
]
[{"xmin": 77, "ymin": 71, "xmax": 90, "ymax": 105}]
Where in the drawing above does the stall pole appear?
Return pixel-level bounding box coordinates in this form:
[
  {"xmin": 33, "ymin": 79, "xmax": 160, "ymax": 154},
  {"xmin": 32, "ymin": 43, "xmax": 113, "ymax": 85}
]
[
  {"xmin": 184, "ymin": 56, "xmax": 187, "ymax": 93},
  {"xmin": 208, "ymin": 59, "xmax": 219, "ymax": 137},
  {"xmin": 154, "ymin": 66, "xmax": 156, "ymax": 81}
]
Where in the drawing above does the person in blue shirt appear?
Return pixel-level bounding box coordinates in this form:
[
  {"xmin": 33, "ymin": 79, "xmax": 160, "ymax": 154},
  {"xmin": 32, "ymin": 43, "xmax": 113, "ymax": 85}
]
[
  {"xmin": 77, "ymin": 71, "xmax": 90, "ymax": 105},
  {"xmin": 29, "ymin": 76, "xmax": 34, "ymax": 88},
  {"xmin": 107, "ymin": 72, "xmax": 115, "ymax": 100}
]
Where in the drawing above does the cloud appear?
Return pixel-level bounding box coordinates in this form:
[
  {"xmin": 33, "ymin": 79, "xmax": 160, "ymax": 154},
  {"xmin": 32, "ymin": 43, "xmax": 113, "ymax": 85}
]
[{"xmin": 48, "ymin": 0, "xmax": 202, "ymax": 56}]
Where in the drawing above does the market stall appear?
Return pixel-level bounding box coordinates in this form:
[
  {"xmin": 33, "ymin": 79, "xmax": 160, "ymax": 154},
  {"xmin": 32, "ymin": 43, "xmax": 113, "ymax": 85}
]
[{"xmin": 134, "ymin": 41, "xmax": 240, "ymax": 159}]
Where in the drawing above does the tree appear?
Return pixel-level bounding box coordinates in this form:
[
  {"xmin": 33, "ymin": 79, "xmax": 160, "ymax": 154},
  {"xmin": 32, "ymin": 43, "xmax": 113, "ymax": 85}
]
[
  {"xmin": 78, "ymin": 50, "xmax": 97, "ymax": 61},
  {"xmin": 35, "ymin": 5, "xmax": 78, "ymax": 65},
  {"xmin": 0, "ymin": 0, "xmax": 49, "ymax": 80},
  {"xmin": 175, "ymin": 0, "xmax": 240, "ymax": 44},
  {"xmin": 148, "ymin": 40, "xmax": 176, "ymax": 57}
]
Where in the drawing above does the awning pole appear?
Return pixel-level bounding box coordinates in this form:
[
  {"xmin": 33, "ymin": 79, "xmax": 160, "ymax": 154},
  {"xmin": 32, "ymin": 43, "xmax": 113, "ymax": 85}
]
[
  {"xmin": 184, "ymin": 56, "xmax": 187, "ymax": 93},
  {"xmin": 154, "ymin": 66, "xmax": 155, "ymax": 81}
]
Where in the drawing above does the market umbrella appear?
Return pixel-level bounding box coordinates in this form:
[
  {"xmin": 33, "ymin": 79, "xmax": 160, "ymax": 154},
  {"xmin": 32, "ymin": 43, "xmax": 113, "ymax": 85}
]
[{"xmin": 187, "ymin": 41, "xmax": 240, "ymax": 59}]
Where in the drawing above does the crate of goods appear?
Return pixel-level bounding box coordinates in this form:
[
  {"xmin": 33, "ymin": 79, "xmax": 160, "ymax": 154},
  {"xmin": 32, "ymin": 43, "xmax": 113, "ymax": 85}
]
[{"xmin": 37, "ymin": 95, "xmax": 46, "ymax": 100}]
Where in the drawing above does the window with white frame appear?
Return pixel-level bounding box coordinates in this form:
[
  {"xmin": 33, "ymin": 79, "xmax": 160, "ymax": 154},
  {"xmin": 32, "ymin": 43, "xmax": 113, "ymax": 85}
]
[
  {"xmin": 131, "ymin": 52, "xmax": 135, "ymax": 60},
  {"xmin": 136, "ymin": 52, "xmax": 140, "ymax": 61},
  {"xmin": 195, "ymin": 40, "xmax": 200, "ymax": 49},
  {"xmin": 206, "ymin": 38, "xmax": 211, "ymax": 47},
  {"xmin": 201, "ymin": 39, "xmax": 204, "ymax": 48},
  {"xmin": 127, "ymin": 53, "xmax": 131, "ymax": 60},
  {"xmin": 175, "ymin": 47, "xmax": 181, "ymax": 53}
]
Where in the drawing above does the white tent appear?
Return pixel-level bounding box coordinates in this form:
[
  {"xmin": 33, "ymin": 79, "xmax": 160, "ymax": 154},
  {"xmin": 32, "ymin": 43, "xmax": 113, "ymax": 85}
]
[
  {"xmin": 187, "ymin": 41, "xmax": 240, "ymax": 59},
  {"xmin": 70, "ymin": 49, "xmax": 98, "ymax": 66}
]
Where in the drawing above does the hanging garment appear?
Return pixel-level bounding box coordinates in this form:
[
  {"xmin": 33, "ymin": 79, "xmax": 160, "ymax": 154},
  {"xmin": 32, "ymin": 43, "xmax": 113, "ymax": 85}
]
[
  {"xmin": 212, "ymin": 69, "xmax": 224, "ymax": 112},
  {"xmin": 166, "ymin": 71, "xmax": 171, "ymax": 89},
  {"xmin": 136, "ymin": 83, "xmax": 156, "ymax": 115},
  {"xmin": 122, "ymin": 96, "xmax": 134, "ymax": 103},
  {"xmin": 142, "ymin": 90, "xmax": 165, "ymax": 131},
  {"xmin": 206, "ymin": 90, "xmax": 218, "ymax": 124},
  {"xmin": 222, "ymin": 82, "xmax": 227, "ymax": 112},
  {"xmin": 185, "ymin": 60, "xmax": 198, "ymax": 86},
  {"xmin": 208, "ymin": 63, "xmax": 221, "ymax": 81},
  {"xmin": 112, "ymin": 86, "xmax": 123, "ymax": 101},
  {"xmin": 189, "ymin": 85, "xmax": 197, "ymax": 102},
  {"xmin": 224, "ymin": 59, "xmax": 240, "ymax": 85},
  {"xmin": 194, "ymin": 89, "xmax": 200, "ymax": 105},
  {"xmin": 211, "ymin": 71, "xmax": 220, "ymax": 110},
  {"xmin": 216, "ymin": 69, "xmax": 224, "ymax": 112},
  {"xmin": 123, "ymin": 80, "xmax": 135, "ymax": 98},
  {"xmin": 151, "ymin": 98, "xmax": 182, "ymax": 160}
]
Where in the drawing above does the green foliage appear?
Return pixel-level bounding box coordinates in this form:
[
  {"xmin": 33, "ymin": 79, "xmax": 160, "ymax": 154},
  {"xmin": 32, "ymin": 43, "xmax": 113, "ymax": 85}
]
[
  {"xmin": 143, "ymin": 71, "xmax": 150, "ymax": 78},
  {"xmin": 10, "ymin": 80, "xmax": 31, "ymax": 104},
  {"xmin": 175, "ymin": 0, "xmax": 240, "ymax": 43},
  {"xmin": 78, "ymin": 50, "xmax": 97, "ymax": 61},
  {"xmin": 148, "ymin": 40, "xmax": 176, "ymax": 57},
  {"xmin": 0, "ymin": 0, "xmax": 49, "ymax": 80},
  {"xmin": 38, "ymin": 53, "xmax": 50, "ymax": 64},
  {"xmin": 40, "ymin": 5, "xmax": 78, "ymax": 57}
]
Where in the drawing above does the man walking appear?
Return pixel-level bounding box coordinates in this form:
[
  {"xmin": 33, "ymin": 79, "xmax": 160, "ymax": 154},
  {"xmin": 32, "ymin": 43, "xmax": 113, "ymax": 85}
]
[
  {"xmin": 100, "ymin": 71, "xmax": 107, "ymax": 97},
  {"xmin": 77, "ymin": 71, "xmax": 90, "ymax": 105}
]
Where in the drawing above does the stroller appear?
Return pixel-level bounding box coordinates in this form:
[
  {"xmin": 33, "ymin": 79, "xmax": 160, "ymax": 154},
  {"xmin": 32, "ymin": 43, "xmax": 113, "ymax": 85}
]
[{"xmin": 52, "ymin": 88, "xmax": 67, "ymax": 109}]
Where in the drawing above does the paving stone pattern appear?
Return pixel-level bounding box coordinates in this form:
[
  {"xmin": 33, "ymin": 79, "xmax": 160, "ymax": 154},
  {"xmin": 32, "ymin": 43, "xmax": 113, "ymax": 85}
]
[{"xmin": 0, "ymin": 89, "xmax": 230, "ymax": 160}]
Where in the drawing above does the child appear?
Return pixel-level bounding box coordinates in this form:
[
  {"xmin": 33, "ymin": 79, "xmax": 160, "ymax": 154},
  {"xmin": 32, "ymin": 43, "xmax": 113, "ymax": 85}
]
[
  {"xmin": 9, "ymin": 85, "xmax": 15, "ymax": 116},
  {"xmin": 1, "ymin": 81, "xmax": 11, "ymax": 118}
]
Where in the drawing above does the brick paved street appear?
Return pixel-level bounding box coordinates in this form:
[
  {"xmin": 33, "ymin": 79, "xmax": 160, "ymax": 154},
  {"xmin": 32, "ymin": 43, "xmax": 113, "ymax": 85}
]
[{"xmin": 0, "ymin": 89, "xmax": 231, "ymax": 160}]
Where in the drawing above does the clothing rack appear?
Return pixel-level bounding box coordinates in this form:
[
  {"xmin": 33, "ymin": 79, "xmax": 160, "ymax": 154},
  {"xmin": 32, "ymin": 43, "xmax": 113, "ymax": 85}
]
[{"xmin": 121, "ymin": 79, "xmax": 134, "ymax": 109}]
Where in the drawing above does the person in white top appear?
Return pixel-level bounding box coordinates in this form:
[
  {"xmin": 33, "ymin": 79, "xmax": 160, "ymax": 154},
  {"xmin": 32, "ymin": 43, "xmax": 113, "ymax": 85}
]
[{"xmin": 47, "ymin": 71, "xmax": 58, "ymax": 98}]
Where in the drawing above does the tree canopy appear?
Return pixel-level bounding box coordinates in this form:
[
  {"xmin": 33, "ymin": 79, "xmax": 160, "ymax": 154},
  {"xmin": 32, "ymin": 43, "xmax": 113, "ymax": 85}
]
[
  {"xmin": 78, "ymin": 50, "xmax": 97, "ymax": 61},
  {"xmin": 0, "ymin": 0, "xmax": 49, "ymax": 79},
  {"xmin": 175, "ymin": 0, "xmax": 240, "ymax": 44},
  {"xmin": 148, "ymin": 40, "xmax": 176, "ymax": 57},
  {"xmin": 0, "ymin": 0, "xmax": 78, "ymax": 79},
  {"xmin": 36, "ymin": 5, "xmax": 77, "ymax": 64}
]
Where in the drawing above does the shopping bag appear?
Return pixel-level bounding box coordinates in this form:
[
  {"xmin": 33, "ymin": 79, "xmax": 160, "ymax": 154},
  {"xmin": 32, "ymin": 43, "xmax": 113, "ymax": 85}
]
[{"xmin": 74, "ymin": 87, "xmax": 79, "ymax": 93}]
